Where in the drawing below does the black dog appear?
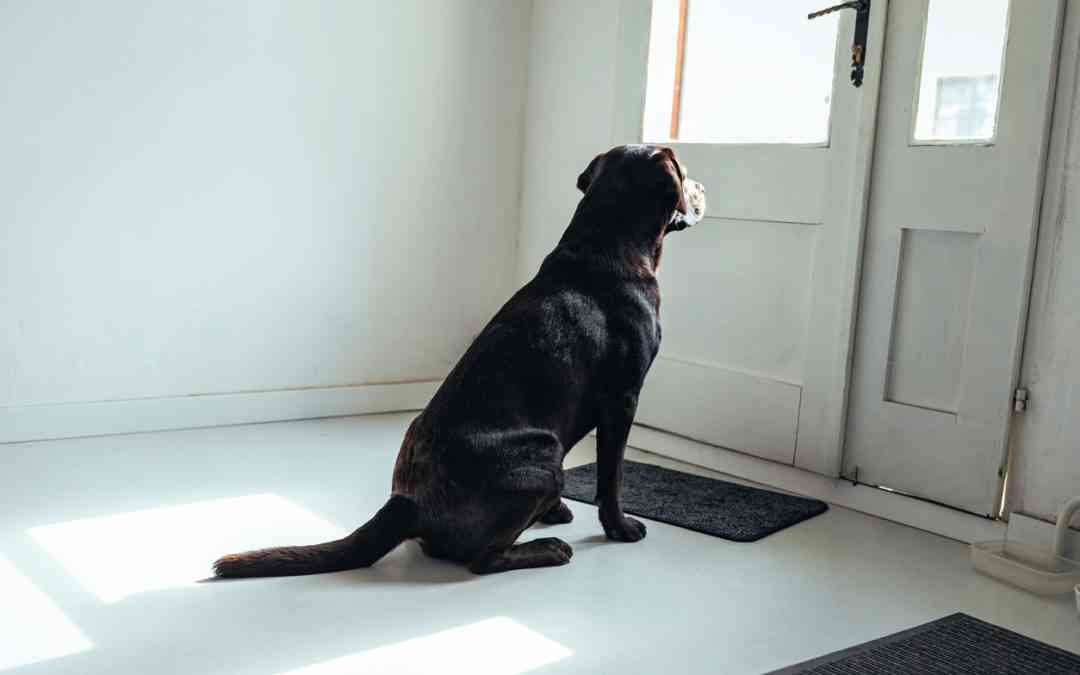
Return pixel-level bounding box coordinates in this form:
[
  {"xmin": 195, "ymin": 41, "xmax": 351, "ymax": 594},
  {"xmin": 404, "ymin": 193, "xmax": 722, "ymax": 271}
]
[{"xmin": 214, "ymin": 145, "xmax": 706, "ymax": 576}]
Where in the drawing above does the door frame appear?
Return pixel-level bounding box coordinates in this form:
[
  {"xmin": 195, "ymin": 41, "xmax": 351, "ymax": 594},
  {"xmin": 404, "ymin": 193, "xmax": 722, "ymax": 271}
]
[
  {"xmin": 1007, "ymin": 0, "xmax": 1080, "ymax": 523},
  {"xmin": 609, "ymin": 0, "xmax": 890, "ymax": 476},
  {"xmin": 993, "ymin": 0, "xmax": 1068, "ymax": 514}
]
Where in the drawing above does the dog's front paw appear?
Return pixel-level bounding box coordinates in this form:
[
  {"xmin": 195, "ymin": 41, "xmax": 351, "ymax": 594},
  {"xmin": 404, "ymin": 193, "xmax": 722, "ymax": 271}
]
[{"xmin": 601, "ymin": 514, "xmax": 647, "ymax": 542}]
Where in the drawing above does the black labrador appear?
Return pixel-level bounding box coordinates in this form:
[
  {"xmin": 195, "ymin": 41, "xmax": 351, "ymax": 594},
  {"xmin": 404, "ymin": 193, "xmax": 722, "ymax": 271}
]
[{"xmin": 214, "ymin": 145, "xmax": 706, "ymax": 576}]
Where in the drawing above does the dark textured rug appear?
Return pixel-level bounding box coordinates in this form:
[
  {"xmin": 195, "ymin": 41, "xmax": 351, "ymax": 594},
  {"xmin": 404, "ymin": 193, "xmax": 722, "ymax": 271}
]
[
  {"xmin": 769, "ymin": 613, "xmax": 1080, "ymax": 674},
  {"xmin": 561, "ymin": 460, "xmax": 827, "ymax": 542}
]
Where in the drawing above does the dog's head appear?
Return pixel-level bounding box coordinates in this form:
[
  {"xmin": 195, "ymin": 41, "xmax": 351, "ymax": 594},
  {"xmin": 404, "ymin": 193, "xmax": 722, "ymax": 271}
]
[{"xmin": 576, "ymin": 145, "xmax": 706, "ymax": 233}]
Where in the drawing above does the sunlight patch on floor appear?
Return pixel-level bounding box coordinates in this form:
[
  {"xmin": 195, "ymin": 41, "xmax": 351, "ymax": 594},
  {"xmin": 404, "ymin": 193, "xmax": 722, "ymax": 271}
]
[
  {"xmin": 0, "ymin": 554, "xmax": 93, "ymax": 671},
  {"xmin": 277, "ymin": 617, "xmax": 573, "ymax": 675},
  {"xmin": 28, "ymin": 494, "xmax": 345, "ymax": 603}
]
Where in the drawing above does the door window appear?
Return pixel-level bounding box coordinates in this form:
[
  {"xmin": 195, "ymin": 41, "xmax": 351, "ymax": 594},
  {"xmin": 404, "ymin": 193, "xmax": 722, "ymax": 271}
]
[
  {"xmin": 913, "ymin": 0, "xmax": 1010, "ymax": 143},
  {"xmin": 643, "ymin": 0, "xmax": 839, "ymax": 144}
]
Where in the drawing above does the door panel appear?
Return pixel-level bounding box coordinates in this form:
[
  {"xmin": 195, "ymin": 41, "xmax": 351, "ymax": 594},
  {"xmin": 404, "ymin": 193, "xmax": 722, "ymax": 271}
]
[
  {"xmin": 657, "ymin": 218, "xmax": 819, "ymax": 383},
  {"xmin": 885, "ymin": 227, "xmax": 979, "ymax": 414},
  {"xmin": 636, "ymin": 356, "xmax": 802, "ymax": 464},
  {"xmin": 844, "ymin": 0, "xmax": 1064, "ymax": 514},
  {"xmin": 670, "ymin": 145, "xmax": 827, "ymax": 224}
]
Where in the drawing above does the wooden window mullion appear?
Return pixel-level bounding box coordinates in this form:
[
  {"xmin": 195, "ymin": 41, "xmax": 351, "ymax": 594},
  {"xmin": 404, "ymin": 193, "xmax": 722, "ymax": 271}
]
[{"xmin": 669, "ymin": 0, "xmax": 689, "ymax": 140}]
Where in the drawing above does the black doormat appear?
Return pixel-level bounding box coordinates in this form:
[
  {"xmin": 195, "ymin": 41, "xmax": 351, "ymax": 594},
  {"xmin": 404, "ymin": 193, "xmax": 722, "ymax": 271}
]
[
  {"xmin": 769, "ymin": 613, "xmax": 1080, "ymax": 674},
  {"xmin": 561, "ymin": 460, "xmax": 827, "ymax": 542}
]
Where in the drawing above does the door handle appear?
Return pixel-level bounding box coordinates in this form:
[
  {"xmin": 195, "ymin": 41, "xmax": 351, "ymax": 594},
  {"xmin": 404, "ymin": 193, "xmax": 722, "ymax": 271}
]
[{"xmin": 809, "ymin": 0, "xmax": 872, "ymax": 87}]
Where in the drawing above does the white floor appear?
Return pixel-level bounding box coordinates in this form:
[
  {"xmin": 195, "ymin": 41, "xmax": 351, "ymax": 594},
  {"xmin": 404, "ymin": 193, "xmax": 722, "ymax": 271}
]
[{"xmin": 2, "ymin": 412, "xmax": 1077, "ymax": 675}]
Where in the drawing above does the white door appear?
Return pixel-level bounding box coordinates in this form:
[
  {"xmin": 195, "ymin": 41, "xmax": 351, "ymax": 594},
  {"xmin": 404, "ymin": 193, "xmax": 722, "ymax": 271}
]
[
  {"xmin": 844, "ymin": 0, "xmax": 1064, "ymax": 515},
  {"xmin": 613, "ymin": 0, "xmax": 885, "ymax": 472}
]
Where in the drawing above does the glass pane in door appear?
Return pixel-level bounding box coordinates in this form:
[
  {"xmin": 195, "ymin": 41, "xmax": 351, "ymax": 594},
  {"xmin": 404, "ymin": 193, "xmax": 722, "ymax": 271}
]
[
  {"xmin": 913, "ymin": 0, "xmax": 1010, "ymax": 142},
  {"xmin": 643, "ymin": 0, "xmax": 839, "ymax": 144}
]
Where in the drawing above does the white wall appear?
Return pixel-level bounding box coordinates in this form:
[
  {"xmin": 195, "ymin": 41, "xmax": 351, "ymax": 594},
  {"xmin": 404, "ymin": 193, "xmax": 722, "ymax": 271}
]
[
  {"xmin": 1009, "ymin": 5, "xmax": 1080, "ymax": 526},
  {"xmin": 517, "ymin": 0, "xmax": 622, "ymax": 281},
  {"xmin": 1, "ymin": 1, "xmax": 530, "ymax": 411}
]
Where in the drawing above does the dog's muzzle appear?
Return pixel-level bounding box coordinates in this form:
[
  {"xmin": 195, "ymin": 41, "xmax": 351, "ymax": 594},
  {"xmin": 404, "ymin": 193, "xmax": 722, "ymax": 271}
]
[{"xmin": 673, "ymin": 178, "xmax": 706, "ymax": 228}]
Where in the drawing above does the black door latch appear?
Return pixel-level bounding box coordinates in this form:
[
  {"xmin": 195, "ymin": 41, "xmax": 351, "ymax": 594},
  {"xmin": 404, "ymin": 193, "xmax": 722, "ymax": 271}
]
[{"xmin": 809, "ymin": 1, "xmax": 872, "ymax": 87}]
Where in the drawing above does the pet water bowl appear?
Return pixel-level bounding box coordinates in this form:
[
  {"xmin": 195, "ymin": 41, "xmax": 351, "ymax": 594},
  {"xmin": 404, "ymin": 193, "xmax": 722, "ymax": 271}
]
[
  {"xmin": 972, "ymin": 496, "xmax": 1080, "ymax": 597},
  {"xmin": 971, "ymin": 540, "xmax": 1080, "ymax": 596}
]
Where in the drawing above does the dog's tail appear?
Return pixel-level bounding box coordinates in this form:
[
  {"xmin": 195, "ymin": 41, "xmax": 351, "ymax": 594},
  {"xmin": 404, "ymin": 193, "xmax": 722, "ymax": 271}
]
[{"xmin": 213, "ymin": 494, "xmax": 419, "ymax": 578}]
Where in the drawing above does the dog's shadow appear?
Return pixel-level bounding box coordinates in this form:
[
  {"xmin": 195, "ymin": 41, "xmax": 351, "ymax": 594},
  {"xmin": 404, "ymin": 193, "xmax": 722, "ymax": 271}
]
[
  {"xmin": 570, "ymin": 534, "xmax": 610, "ymax": 551},
  {"xmin": 334, "ymin": 541, "xmax": 476, "ymax": 585}
]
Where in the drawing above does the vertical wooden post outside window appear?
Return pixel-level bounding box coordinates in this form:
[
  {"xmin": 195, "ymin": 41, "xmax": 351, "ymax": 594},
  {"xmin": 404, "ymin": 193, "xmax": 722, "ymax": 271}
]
[{"xmin": 669, "ymin": 0, "xmax": 689, "ymax": 140}]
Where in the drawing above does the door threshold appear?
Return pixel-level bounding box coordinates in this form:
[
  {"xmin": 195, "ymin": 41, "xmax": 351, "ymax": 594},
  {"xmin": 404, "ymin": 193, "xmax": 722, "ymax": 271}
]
[{"xmin": 838, "ymin": 470, "xmax": 998, "ymax": 521}]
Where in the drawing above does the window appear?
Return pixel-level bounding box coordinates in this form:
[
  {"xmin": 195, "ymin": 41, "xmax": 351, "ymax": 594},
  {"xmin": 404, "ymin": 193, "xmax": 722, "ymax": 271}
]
[
  {"xmin": 913, "ymin": 0, "xmax": 1009, "ymax": 143},
  {"xmin": 643, "ymin": 0, "xmax": 840, "ymax": 144},
  {"xmin": 932, "ymin": 75, "xmax": 998, "ymax": 139}
]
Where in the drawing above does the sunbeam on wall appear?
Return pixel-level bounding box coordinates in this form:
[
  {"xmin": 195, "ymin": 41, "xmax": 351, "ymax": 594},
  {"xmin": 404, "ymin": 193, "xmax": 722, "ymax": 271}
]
[
  {"xmin": 277, "ymin": 617, "xmax": 573, "ymax": 675},
  {"xmin": 0, "ymin": 555, "xmax": 93, "ymax": 671},
  {"xmin": 28, "ymin": 494, "xmax": 345, "ymax": 603}
]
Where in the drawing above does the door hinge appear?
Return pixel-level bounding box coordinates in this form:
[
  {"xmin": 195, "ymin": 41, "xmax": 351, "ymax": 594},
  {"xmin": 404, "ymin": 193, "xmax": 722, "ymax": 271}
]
[{"xmin": 1013, "ymin": 387, "xmax": 1029, "ymax": 413}]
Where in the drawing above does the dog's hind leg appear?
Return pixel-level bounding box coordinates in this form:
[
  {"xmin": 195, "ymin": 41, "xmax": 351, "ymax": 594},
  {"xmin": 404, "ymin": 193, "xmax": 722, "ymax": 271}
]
[
  {"xmin": 469, "ymin": 537, "xmax": 573, "ymax": 574},
  {"xmin": 467, "ymin": 465, "xmax": 573, "ymax": 574},
  {"xmin": 538, "ymin": 499, "xmax": 574, "ymax": 524}
]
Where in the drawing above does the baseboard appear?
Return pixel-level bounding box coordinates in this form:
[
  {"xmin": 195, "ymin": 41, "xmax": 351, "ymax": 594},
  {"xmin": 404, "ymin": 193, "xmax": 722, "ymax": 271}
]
[
  {"xmin": 624, "ymin": 424, "xmax": 1005, "ymax": 544},
  {"xmin": 0, "ymin": 380, "xmax": 441, "ymax": 444}
]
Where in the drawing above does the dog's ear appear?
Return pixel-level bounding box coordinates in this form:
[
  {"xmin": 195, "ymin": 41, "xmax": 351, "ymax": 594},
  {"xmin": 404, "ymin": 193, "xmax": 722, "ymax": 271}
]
[
  {"xmin": 654, "ymin": 148, "xmax": 688, "ymax": 215},
  {"xmin": 577, "ymin": 154, "xmax": 605, "ymax": 193}
]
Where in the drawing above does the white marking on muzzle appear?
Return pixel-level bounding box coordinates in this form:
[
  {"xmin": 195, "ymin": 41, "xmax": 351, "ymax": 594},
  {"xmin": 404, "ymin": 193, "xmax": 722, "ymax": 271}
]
[{"xmin": 672, "ymin": 177, "xmax": 707, "ymax": 227}]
